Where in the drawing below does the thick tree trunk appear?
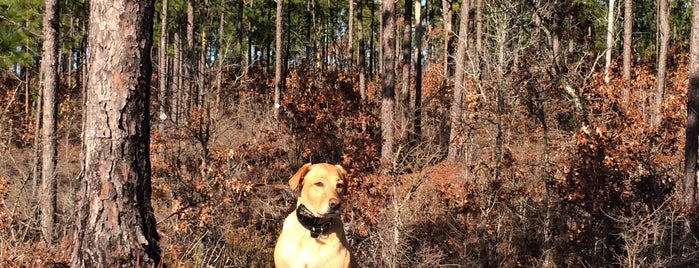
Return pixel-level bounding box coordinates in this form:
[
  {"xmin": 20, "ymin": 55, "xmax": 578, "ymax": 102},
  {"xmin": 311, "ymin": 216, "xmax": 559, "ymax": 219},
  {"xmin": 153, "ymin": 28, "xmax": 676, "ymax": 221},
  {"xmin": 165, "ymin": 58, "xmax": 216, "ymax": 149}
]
[
  {"xmin": 39, "ymin": 0, "xmax": 60, "ymax": 245},
  {"xmin": 652, "ymin": 0, "xmax": 670, "ymax": 127},
  {"xmin": 684, "ymin": 0, "xmax": 699, "ymax": 209},
  {"xmin": 447, "ymin": 0, "xmax": 469, "ymax": 161},
  {"xmin": 381, "ymin": 0, "xmax": 396, "ymax": 168},
  {"xmin": 71, "ymin": 0, "xmax": 161, "ymax": 266}
]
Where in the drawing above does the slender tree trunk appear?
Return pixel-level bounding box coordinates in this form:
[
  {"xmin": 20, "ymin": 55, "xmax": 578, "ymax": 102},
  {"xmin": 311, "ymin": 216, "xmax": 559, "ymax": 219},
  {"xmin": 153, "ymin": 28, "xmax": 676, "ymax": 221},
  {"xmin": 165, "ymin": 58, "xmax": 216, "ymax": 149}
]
[
  {"xmin": 604, "ymin": 0, "xmax": 615, "ymax": 84},
  {"xmin": 399, "ymin": 0, "xmax": 412, "ymax": 140},
  {"xmin": 552, "ymin": 7, "xmax": 563, "ymax": 75},
  {"xmin": 381, "ymin": 0, "xmax": 396, "ymax": 168},
  {"xmin": 173, "ymin": 32, "xmax": 182, "ymax": 124},
  {"xmin": 369, "ymin": 1, "xmax": 376, "ymax": 78},
  {"xmin": 447, "ymin": 0, "xmax": 469, "ymax": 161},
  {"xmin": 237, "ymin": 0, "xmax": 244, "ymax": 61},
  {"xmin": 274, "ymin": 0, "xmax": 283, "ymax": 120},
  {"xmin": 412, "ymin": 0, "xmax": 423, "ymax": 140},
  {"xmin": 348, "ymin": 0, "xmax": 354, "ymax": 67},
  {"xmin": 71, "ymin": 0, "xmax": 161, "ymax": 266},
  {"xmin": 357, "ymin": 0, "xmax": 366, "ymax": 99},
  {"xmin": 215, "ymin": 8, "xmax": 225, "ymax": 109},
  {"xmin": 197, "ymin": 1, "xmax": 208, "ymax": 106},
  {"xmin": 39, "ymin": 0, "xmax": 60, "ymax": 244},
  {"xmin": 32, "ymin": 82, "xmax": 43, "ymax": 230},
  {"xmin": 684, "ymin": 0, "xmax": 699, "ymax": 210},
  {"xmin": 185, "ymin": 0, "xmax": 195, "ymax": 113},
  {"xmin": 652, "ymin": 0, "xmax": 669, "ymax": 127},
  {"xmin": 622, "ymin": 0, "xmax": 633, "ymax": 89},
  {"xmin": 475, "ymin": 0, "xmax": 482, "ymax": 79},
  {"xmin": 158, "ymin": 0, "xmax": 169, "ymax": 126},
  {"xmin": 442, "ymin": 0, "xmax": 452, "ymax": 82}
]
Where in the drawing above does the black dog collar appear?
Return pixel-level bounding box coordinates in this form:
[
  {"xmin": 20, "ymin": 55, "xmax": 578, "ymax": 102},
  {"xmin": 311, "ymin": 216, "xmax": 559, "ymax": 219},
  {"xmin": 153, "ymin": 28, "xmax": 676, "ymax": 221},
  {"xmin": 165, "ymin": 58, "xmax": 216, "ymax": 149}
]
[{"xmin": 296, "ymin": 204, "xmax": 333, "ymax": 238}]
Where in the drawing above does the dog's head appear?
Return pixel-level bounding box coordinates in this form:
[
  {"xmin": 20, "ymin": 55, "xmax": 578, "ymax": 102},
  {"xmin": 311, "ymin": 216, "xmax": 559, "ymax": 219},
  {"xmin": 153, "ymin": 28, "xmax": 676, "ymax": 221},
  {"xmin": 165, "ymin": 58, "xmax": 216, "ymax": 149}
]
[{"xmin": 289, "ymin": 163, "xmax": 347, "ymax": 218}]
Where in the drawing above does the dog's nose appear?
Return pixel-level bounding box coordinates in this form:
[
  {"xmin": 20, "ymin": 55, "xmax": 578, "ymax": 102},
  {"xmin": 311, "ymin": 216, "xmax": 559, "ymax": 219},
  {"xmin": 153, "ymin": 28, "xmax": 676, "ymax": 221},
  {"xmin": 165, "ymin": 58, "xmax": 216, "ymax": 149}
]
[{"xmin": 329, "ymin": 198, "xmax": 340, "ymax": 209}]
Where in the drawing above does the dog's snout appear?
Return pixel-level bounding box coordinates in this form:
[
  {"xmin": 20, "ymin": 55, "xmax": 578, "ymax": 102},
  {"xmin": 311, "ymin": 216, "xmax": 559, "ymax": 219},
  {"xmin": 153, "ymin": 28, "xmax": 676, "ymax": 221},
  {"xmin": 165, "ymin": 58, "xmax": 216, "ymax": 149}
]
[{"xmin": 329, "ymin": 198, "xmax": 340, "ymax": 209}]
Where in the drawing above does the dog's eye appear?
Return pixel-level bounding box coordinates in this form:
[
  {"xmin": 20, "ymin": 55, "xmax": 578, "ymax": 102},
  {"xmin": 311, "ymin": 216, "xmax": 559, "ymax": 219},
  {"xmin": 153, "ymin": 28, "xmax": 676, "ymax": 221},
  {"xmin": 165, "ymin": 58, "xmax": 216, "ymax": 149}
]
[
  {"xmin": 314, "ymin": 182, "xmax": 324, "ymax": 187},
  {"xmin": 337, "ymin": 183, "xmax": 345, "ymax": 189}
]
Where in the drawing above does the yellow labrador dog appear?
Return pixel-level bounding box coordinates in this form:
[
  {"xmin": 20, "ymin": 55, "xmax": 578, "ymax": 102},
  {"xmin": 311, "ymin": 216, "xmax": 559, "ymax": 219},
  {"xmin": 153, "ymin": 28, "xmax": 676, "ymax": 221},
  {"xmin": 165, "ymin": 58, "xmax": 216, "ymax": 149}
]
[{"xmin": 274, "ymin": 163, "xmax": 357, "ymax": 268}]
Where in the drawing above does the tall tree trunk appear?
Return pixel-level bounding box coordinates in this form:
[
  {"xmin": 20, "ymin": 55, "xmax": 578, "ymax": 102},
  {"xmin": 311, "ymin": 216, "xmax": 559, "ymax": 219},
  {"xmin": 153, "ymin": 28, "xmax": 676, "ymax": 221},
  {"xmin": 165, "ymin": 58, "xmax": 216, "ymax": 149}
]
[
  {"xmin": 442, "ymin": 0, "xmax": 452, "ymax": 82},
  {"xmin": 274, "ymin": 0, "xmax": 283, "ymax": 120},
  {"xmin": 39, "ymin": 0, "xmax": 60, "ymax": 244},
  {"xmin": 369, "ymin": 1, "xmax": 376, "ymax": 78},
  {"xmin": 447, "ymin": 0, "xmax": 469, "ymax": 161},
  {"xmin": 185, "ymin": 0, "xmax": 195, "ymax": 114},
  {"xmin": 215, "ymin": 7, "xmax": 225, "ymax": 109},
  {"xmin": 552, "ymin": 5, "xmax": 563, "ymax": 75},
  {"xmin": 173, "ymin": 31, "xmax": 182, "ymax": 124},
  {"xmin": 622, "ymin": 0, "xmax": 633, "ymax": 90},
  {"xmin": 652, "ymin": 0, "xmax": 669, "ymax": 127},
  {"xmin": 684, "ymin": 0, "xmax": 699, "ymax": 210},
  {"xmin": 236, "ymin": 0, "xmax": 244, "ymax": 63},
  {"xmin": 475, "ymin": 0, "xmax": 482, "ymax": 79},
  {"xmin": 412, "ymin": 0, "xmax": 423, "ymax": 140},
  {"xmin": 71, "ymin": 0, "xmax": 161, "ymax": 266},
  {"xmin": 399, "ymin": 0, "xmax": 412, "ymax": 140},
  {"xmin": 357, "ymin": 0, "xmax": 366, "ymax": 99},
  {"xmin": 604, "ymin": 0, "xmax": 615, "ymax": 84},
  {"xmin": 381, "ymin": 0, "xmax": 396, "ymax": 168},
  {"xmin": 197, "ymin": 1, "xmax": 209, "ymax": 106},
  {"xmin": 348, "ymin": 0, "xmax": 354, "ymax": 67},
  {"xmin": 158, "ymin": 0, "xmax": 169, "ymax": 126}
]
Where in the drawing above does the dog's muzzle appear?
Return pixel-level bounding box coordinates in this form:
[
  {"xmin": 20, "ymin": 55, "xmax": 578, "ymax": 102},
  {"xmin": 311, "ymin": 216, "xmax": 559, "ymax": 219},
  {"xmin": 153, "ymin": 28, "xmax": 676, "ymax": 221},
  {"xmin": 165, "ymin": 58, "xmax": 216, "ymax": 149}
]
[{"xmin": 296, "ymin": 204, "xmax": 334, "ymax": 238}]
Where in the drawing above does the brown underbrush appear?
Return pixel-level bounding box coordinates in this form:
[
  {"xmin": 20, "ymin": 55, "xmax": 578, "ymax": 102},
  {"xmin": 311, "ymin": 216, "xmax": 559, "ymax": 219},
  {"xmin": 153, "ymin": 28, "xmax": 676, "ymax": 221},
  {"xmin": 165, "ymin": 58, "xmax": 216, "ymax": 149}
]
[{"xmin": 1, "ymin": 59, "xmax": 698, "ymax": 267}]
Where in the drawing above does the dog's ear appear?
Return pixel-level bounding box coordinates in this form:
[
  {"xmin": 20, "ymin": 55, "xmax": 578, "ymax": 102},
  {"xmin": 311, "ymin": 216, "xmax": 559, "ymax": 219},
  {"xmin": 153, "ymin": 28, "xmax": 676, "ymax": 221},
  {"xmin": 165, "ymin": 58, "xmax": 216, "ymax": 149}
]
[
  {"xmin": 335, "ymin": 165, "xmax": 347, "ymax": 177},
  {"xmin": 289, "ymin": 163, "xmax": 313, "ymax": 190}
]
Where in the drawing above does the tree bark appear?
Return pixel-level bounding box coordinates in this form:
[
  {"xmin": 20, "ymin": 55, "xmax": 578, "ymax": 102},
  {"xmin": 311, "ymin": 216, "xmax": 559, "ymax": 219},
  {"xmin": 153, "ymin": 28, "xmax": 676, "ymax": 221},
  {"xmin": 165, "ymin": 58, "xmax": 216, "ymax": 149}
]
[
  {"xmin": 348, "ymin": 0, "xmax": 354, "ymax": 67},
  {"xmin": 381, "ymin": 0, "xmax": 396, "ymax": 168},
  {"xmin": 357, "ymin": 0, "xmax": 367, "ymax": 99},
  {"xmin": 71, "ymin": 0, "xmax": 161, "ymax": 266},
  {"xmin": 475, "ymin": 0, "xmax": 482, "ymax": 77},
  {"xmin": 158, "ymin": 0, "xmax": 169, "ymax": 125},
  {"xmin": 622, "ymin": 0, "xmax": 633, "ymax": 89},
  {"xmin": 39, "ymin": 0, "xmax": 60, "ymax": 244},
  {"xmin": 604, "ymin": 0, "xmax": 615, "ymax": 84},
  {"xmin": 685, "ymin": 0, "xmax": 699, "ymax": 210},
  {"xmin": 185, "ymin": 0, "xmax": 195, "ymax": 115},
  {"xmin": 442, "ymin": 0, "xmax": 452, "ymax": 82},
  {"xmin": 412, "ymin": 0, "xmax": 423, "ymax": 140},
  {"xmin": 652, "ymin": 0, "xmax": 670, "ymax": 127},
  {"xmin": 447, "ymin": 0, "xmax": 469, "ymax": 161},
  {"xmin": 274, "ymin": 0, "xmax": 283, "ymax": 120},
  {"xmin": 399, "ymin": 0, "xmax": 412, "ymax": 140}
]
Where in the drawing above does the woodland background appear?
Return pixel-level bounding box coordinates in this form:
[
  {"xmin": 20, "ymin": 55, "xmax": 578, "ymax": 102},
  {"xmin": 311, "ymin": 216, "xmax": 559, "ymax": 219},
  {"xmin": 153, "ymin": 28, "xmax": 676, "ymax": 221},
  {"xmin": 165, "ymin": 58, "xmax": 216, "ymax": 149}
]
[{"xmin": 1, "ymin": 0, "xmax": 699, "ymax": 267}]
